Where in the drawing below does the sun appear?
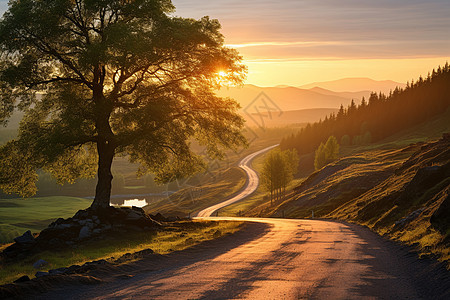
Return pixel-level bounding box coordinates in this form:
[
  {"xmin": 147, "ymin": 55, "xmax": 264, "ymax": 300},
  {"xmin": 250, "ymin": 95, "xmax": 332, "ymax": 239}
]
[{"xmin": 217, "ymin": 71, "xmax": 227, "ymax": 77}]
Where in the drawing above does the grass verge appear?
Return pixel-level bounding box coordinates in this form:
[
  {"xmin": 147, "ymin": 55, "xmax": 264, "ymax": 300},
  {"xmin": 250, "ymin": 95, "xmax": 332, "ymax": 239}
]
[{"xmin": 0, "ymin": 220, "xmax": 243, "ymax": 285}]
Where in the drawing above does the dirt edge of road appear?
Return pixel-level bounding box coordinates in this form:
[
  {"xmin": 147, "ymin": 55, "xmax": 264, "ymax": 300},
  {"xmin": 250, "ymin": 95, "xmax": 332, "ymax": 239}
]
[{"xmin": 0, "ymin": 221, "xmax": 271, "ymax": 300}]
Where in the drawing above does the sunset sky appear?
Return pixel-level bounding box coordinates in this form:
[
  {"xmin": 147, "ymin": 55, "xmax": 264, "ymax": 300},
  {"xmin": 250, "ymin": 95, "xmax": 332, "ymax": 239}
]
[{"xmin": 1, "ymin": 0, "xmax": 449, "ymax": 86}]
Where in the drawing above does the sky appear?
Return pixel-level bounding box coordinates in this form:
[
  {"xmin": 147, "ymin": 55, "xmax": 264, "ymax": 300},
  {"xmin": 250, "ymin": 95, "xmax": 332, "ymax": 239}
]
[
  {"xmin": 172, "ymin": 0, "xmax": 450, "ymax": 86},
  {"xmin": 1, "ymin": 0, "xmax": 449, "ymax": 86}
]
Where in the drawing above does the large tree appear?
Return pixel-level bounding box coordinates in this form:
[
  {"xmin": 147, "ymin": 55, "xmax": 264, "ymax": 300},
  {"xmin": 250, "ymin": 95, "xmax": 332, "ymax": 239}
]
[{"xmin": 0, "ymin": 0, "xmax": 247, "ymax": 209}]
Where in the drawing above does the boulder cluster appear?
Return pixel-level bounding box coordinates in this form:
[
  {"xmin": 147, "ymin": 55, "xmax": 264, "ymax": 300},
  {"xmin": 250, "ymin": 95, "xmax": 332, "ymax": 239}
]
[{"xmin": 1, "ymin": 206, "xmax": 163, "ymax": 261}]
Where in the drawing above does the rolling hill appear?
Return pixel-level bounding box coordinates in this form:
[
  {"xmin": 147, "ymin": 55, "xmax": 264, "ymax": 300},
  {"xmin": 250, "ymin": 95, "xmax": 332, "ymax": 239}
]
[
  {"xmin": 216, "ymin": 84, "xmax": 368, "ymax": 113},
  {"xmin": 243, "ymin": 108, "xmax": 338, "ymax": 127}
]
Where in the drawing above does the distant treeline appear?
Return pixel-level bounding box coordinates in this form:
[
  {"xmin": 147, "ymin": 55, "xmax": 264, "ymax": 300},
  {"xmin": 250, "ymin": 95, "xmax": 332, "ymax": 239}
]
[{"xmin": 281, "ymin": 63, "xmax": 450, "ymax": 154}]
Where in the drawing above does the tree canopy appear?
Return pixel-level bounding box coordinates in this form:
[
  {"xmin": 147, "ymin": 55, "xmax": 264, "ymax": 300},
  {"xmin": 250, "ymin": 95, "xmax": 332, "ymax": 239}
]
[{"xmin": 0, "ymin": 0, "xmax": 247, "ymax": 208}]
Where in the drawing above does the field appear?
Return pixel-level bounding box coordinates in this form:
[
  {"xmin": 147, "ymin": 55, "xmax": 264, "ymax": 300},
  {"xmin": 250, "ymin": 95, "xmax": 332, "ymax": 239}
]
[{"xmin": 0, "ymin": 197, "xmax": 92, "ymax": 244}]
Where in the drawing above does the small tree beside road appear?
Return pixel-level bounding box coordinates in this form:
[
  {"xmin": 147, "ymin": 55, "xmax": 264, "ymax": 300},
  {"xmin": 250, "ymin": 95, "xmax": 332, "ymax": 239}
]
[
  {"xmin": 261, "ymin": 148, "xmax": 299, "ymax": 205},
  {"xmin": 314, "ymin": 135, "xmax": 339, "ymax": 170}
]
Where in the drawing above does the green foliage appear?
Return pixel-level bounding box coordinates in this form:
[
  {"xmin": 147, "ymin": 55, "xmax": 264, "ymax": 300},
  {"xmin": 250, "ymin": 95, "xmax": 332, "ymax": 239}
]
[
  {"xmin": 261, "ymin": 148, "xmax": 299, "ymax": 203},
  {"xmin": 314, "ymin": 135, "xmax": 339, "ymax": 170},
  {"xmin": 0, "ymin": 0, "xmax": 247, "ymax": 201},
  {"xmin": 324, "ymin": 135, "xmax": 339, "ymax": 159}
]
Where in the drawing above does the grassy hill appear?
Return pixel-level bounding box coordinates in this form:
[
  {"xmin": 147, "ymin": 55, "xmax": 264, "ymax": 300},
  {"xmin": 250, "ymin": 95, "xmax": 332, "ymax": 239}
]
[
  {"xmin": 228, "ymin": 108, "xmax": 450, "ymax": 265},
  {"xmin": 0, "ymin": 197, "xmax": 92, "ymax": 244},
  {"xmin": 269, "ymin": 135, "xmax": 449, "ymax": 264}
]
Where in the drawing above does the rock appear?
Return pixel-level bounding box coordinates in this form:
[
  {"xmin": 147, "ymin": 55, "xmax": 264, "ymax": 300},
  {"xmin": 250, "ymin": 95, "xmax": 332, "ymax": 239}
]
[
  {"xmin": 125, "ymin": 210, "xmax": 143, "ymax": 221},
  {"xmin": 49, "ymin": 267, "xmax": 68, "ymax": 275},
  {"xmin": 74, "ymin": 209, "xmax": 89, "ymax": 219},
  {"xmin": 54, "ymin": 223, "xmax": 74, "ymax": 230},
  {"xmin": 49, "ymin": 218, "xmax": 65, "ymax": 228},
  {"xmin": 115, "ymin": 249, "xmax": 154, "ymax": 263},
  {"xmin": 78, "ymin": 226, "xmax": 91, "ymax": 239},
  {"xmin": 394, "ymin": 208, "xmax": 425, "ymax": 229},
  {"xmin": 14, "ymin": 230, "xmax": 35, "ymax": 245},
  {"xmin": 92, "ymin": 229, "xmax": 102, "ymax": 235},
  {"xmin": 92, "ymin": 216, "xmax": 100, "ymax": 224},
  {"xmin": 48, "ymin": 238, "xmax": 64, "ymax": 247},
  {"xmin": 86, "ymin": 221, "xmax": 95, "ymax": 229},
  {"xmin": 35, "ymin": 271, "xmax": 49, "ymax": 278},
  {"xmin": 13, "ymin": 275, "xmax": 31, "ymax": 283},
  {"xmin": 65, "ymin": 264, "xmax": 81, "ymax": 274},
  {"xmin": 33, "ymin": 259, "xmax": 49, "ymax": 269}
]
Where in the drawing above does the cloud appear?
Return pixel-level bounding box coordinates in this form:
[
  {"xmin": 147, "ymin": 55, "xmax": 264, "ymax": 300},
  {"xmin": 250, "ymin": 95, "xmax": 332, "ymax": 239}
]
[
  {"xmin": 173, "ymin": 0, "xmax": 450, "ymax": 59},
  {"xmin": 226, "ymin": 41, "xmax": 343, "ymax": 48}
]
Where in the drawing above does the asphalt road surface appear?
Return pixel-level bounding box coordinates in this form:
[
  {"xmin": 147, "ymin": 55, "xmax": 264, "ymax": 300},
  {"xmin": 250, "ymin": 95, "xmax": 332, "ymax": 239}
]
[
  {"xmin": 196, "ymin": 144, "xmax": 278, "ymax": 218},
  {"xmin": 38, "ymin": 218, "xmax": 449, "ymax": 299}
]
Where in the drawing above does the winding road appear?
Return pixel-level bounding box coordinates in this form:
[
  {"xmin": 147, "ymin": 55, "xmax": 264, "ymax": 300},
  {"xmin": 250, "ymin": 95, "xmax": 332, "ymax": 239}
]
[
  {"xmin": 196, "ymin": 144, "xmax": 278, "ymax": 217},
  {"xmin": 34, "ymin": 146, "xmax": 448, "ymax": 299},
  {"xmin": 38, "ymin": 218, "xmax": 447, "ymax": 299}
]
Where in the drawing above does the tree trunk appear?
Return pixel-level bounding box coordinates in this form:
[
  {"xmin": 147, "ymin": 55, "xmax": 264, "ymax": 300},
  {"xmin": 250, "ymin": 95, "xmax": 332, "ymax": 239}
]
[
  {"xmin": 91, "ymin": 139, "xmax": 115, "ymax": 209},
  {"xmin": 91, "ymin": 83, "xmax": 115, "ymax": 210}
]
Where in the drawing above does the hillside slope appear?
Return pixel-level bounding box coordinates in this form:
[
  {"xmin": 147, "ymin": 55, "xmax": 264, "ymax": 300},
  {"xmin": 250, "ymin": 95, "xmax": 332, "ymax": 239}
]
[{"xmin": 266, "ymin": 134, "xmax": 450, "ymax": 264}]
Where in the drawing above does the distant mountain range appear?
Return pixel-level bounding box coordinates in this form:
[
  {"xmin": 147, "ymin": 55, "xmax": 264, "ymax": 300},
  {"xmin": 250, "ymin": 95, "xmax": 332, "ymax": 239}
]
[
  {"xmin": 299, "ymin": 77, "xmax": 405, "ymax": 94},
  {"xmin": 217, "ymin": 78, "xmax": 406, "ymax": 127},
  {"xmin": 244, "ymin": 108, "xmax": 339, "ymax": 128},
  {"xmin": 217, "ymin": 84, "xmax": 367, "ymax": 112}
]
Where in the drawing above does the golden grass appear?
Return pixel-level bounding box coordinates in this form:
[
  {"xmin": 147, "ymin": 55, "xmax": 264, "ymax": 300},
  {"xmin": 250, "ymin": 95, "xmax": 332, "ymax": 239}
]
[{"xmin": 0, "ymin": 220, "xmax": 243, "ymax": 285}]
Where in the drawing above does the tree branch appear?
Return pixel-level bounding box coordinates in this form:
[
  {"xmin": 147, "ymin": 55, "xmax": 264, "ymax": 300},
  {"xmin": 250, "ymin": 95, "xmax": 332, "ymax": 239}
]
[
  {"xmin": 20, "ymin": 27, "xmax": 93, "ymax": 89},
  {"xmin": 25, "ymin": 76, "xmax": 88, "ymax": 88}
]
